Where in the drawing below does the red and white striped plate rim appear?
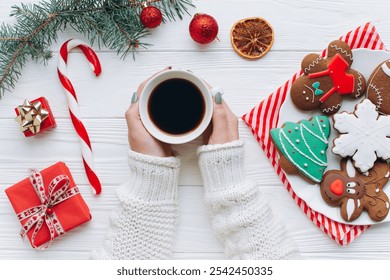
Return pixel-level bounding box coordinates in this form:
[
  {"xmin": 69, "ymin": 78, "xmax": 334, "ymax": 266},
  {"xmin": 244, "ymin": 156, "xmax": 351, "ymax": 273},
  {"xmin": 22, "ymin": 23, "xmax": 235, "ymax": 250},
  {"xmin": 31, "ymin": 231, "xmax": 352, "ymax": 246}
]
[{"xmin": 242, "ymin": 22, "xmax": 386, "ymax": 246}]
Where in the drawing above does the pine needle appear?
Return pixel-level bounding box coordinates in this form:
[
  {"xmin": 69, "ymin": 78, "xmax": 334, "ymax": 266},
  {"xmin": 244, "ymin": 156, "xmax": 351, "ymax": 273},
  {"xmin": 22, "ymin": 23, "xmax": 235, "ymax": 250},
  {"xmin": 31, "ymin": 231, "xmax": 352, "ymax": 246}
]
[{"xmin": 0, "ymin": 0, "xmax": 194, "ymax": 97}]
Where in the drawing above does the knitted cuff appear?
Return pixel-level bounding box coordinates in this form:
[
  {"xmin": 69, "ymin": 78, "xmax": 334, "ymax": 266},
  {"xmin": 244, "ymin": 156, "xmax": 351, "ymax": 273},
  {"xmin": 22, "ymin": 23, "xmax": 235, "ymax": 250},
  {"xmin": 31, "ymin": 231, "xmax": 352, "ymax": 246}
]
[
  {"xmin": 117, "ymin": 149, "xmax": 181, "ymax": 203},
  {"xmin": 197, "ymin": 140, "xmax": 245, "ymax": 193}
]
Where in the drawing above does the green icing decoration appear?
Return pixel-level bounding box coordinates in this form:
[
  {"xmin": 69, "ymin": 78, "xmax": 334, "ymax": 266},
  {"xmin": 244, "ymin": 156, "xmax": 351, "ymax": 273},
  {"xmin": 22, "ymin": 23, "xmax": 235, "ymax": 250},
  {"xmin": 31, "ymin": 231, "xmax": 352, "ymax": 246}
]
[
  {"xmin": 270, "ymin": 115, "xmax": 331, "ymax": 183},
  {"xmin": 312, "ymin": 81, "xmax": 323, "ymax": 96}
]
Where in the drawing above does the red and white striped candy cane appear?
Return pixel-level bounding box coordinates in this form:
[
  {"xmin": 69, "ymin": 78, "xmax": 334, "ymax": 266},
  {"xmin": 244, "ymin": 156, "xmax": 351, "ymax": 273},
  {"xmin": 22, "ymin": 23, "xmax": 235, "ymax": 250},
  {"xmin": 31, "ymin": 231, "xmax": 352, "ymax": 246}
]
[{"xmin": 57, "ymin": 39, "xmax": 102, "ymax": 195}]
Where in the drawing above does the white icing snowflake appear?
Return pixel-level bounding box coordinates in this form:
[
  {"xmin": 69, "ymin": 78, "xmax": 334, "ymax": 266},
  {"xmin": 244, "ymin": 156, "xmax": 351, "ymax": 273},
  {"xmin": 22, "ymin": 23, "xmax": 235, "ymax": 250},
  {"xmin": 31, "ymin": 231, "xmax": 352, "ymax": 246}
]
[{"xmin": 332, "ymin": 99, "xmax": 390, "ymax": 173}]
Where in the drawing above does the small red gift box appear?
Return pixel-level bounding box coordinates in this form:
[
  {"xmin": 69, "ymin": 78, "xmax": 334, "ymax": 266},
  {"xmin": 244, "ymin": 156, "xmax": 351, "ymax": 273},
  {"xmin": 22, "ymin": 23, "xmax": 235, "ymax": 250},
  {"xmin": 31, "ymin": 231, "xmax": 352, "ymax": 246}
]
[
  {"xmin": 14, "ymin": 97, "xmax": 57, "ymax": 137},
  {"xmin": 5, "ymin": 162, "xmax": 91, "ymax": 249}
]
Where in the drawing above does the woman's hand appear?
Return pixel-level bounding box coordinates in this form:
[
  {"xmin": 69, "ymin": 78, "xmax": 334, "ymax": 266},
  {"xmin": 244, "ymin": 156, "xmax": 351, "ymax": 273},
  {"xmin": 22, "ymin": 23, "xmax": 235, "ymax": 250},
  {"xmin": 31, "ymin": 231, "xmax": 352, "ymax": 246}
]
[
  {"xmin": 125, "ymin": 68, "xmax": 173, "ymax": 157},
  {"xmin": 204, "ymin": 89, "xmax": 239, "ymax": 145}
]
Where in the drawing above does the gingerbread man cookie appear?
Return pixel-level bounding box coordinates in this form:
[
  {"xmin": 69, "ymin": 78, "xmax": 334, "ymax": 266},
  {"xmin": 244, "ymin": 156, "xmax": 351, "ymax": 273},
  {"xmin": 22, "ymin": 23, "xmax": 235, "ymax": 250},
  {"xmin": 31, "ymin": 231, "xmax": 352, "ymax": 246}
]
[
  {"xmin": 270, "ymin": 115, "xmax": 330, "ymax": 184},
  {"xmin": 291, "ymin": 40, "xmax": 366, "ymax": 115},
  {"xmin": 367, "ymin": 59, "xmax": 390, "ymax": 115},
  {"xmin": 332, "ymin": 99, "xmax": 390, "ymax": 173},
  {"xmin": 321, "ymin": 159, "xmax": 390, "ymax": 222}
]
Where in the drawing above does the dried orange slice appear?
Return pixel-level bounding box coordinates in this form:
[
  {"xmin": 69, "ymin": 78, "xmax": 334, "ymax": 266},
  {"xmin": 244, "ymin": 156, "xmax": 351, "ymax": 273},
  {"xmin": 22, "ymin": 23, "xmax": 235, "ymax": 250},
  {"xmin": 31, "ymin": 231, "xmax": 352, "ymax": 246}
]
[{"xmin": 230, "ymin": 17, "xmax": 274, "ymax": 59}]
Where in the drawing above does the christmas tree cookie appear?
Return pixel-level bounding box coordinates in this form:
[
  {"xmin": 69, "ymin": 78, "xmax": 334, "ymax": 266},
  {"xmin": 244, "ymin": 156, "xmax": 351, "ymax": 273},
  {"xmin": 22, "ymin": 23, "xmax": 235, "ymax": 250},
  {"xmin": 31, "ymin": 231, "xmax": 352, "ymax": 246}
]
[{"xmin": 270, "ymin": 116, "xmax": 331, "ymax": 183}]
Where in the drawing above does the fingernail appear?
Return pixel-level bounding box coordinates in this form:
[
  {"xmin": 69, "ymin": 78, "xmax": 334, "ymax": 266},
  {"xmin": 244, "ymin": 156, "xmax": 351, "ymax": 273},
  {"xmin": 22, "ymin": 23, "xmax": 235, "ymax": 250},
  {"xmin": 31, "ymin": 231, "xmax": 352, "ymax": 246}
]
[
  {"xmin": 131, "ymin": 92, "xmax": 138, "ymax": 104},
  {"xmin": 215, "ymin": 92, "xmax": 222, "ymax": 104}
]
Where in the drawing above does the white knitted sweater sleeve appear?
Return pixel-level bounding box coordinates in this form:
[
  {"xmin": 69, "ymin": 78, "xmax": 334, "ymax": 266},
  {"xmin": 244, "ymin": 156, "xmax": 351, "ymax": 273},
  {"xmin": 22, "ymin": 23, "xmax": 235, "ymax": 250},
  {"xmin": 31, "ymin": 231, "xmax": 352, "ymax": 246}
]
[
  {"xmin": 91, "ymin": 149, "xmax": 180, "ymax": 260},
  {"xmin": 198, "ymin": 140, "xmax": 301, "ymax": 260}
]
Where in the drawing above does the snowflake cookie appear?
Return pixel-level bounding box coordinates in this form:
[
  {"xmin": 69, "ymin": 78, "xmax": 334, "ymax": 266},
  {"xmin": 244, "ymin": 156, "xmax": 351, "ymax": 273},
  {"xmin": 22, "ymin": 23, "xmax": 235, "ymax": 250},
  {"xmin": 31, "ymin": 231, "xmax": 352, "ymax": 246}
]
[
  {"xmin": 270, "ymin": 116, "xmax": 331, "ymax": 184},
  {"xmin": 332, "ymin": 99, "xmax": 390, "ymax": 173}
]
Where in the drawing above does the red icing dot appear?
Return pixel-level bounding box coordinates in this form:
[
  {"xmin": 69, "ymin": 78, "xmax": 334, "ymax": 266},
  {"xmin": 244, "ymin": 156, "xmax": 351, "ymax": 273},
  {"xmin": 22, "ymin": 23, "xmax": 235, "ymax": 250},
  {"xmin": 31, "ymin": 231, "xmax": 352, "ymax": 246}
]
[
  {"xmin": 320, "ymin": 119, "xmax": 324, "ymax": 122},
  {"xmin": 288, "ymin": 130, "xmax": 292, "ymax": 133},
  {"xmin": 330, "ymin": 179, "xmax": 343, "ymax": 195}
]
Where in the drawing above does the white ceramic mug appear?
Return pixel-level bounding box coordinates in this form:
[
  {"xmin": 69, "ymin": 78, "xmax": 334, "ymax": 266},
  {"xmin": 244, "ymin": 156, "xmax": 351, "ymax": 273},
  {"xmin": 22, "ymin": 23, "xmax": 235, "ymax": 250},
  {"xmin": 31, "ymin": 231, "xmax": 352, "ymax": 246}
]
[{"xmin": 139, "ymin": 69, "xmax": 214, "ymax": 144}]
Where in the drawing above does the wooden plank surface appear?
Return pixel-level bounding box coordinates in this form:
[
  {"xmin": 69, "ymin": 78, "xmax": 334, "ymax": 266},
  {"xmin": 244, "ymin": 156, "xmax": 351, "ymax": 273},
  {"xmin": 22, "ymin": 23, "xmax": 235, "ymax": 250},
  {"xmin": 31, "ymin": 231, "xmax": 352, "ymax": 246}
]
[{"xmin": 0, "ymin": 0, "xmax": 390, "ymax": 259}]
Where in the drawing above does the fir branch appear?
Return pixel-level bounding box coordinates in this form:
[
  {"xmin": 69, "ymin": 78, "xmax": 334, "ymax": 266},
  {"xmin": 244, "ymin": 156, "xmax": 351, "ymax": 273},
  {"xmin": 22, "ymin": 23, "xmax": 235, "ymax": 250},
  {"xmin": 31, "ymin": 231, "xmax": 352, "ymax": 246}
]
[
  {"xmin": 0, "ymin": 13, "xmax": 58, "ymax": 93},
  {"xmin": 0, "ymin": 0, "xmax": 194, "ymax": 97}
]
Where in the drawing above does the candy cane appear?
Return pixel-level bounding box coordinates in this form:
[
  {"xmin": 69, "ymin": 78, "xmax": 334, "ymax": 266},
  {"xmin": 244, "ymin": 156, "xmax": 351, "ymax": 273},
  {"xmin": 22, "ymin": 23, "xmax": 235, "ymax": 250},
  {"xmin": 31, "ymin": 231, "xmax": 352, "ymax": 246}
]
[{"xmin": 57, "ymin": 39, "xmax": 102, "ymax": 195}]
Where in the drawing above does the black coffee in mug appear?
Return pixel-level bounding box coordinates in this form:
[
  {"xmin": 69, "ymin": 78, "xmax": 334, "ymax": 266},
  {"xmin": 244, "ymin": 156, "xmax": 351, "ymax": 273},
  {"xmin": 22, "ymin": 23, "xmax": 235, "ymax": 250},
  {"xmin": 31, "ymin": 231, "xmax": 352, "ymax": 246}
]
[{"xmin": 148, "ymin": 78, "xmax": 206, "ymax": 135}]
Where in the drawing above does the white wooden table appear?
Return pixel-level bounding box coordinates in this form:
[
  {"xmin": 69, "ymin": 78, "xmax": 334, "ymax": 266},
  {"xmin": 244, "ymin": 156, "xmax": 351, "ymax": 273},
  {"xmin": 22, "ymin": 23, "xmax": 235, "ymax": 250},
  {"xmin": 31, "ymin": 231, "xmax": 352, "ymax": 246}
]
[{"xmin": 1, "ymin": 0, "xmax": 390, "ymax": 260}]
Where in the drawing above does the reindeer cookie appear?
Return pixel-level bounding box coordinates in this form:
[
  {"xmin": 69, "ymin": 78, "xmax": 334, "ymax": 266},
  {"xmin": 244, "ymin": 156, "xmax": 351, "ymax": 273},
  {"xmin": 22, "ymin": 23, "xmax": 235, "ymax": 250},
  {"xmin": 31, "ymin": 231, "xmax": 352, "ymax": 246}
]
[
  {"xmin": 367, "ymin": 59, "xmax": 390, "ymax": 115},
  {"xmin": 291, "ymin": 40, "xmax": 366, "ymax": 115},
  {"xmin": 321, "ymin": 159, "xmax": 390, "ymax": 222}
]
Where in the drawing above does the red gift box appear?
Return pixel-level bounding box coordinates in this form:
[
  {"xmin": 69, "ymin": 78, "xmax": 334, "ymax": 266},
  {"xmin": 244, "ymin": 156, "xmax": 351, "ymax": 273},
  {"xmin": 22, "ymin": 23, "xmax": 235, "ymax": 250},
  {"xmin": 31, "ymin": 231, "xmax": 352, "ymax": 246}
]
[
  {"xmin": 5, "ymin": 162, "xmax": 91, "ymax": 249},
  {"xmin": 14, "ymin": 97, "xmax": 57, "ymax": 137}
]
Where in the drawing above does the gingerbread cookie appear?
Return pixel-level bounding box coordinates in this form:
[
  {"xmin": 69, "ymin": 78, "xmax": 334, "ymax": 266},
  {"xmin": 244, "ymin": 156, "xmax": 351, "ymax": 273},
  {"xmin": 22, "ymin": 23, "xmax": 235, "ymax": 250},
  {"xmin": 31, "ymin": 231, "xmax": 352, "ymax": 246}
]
[
  {"xmin": 367, "ymin": 59, "xmax": 390, "ymax": 115},
  {"xmin": 291, "ymin": 40, "xmax": 366, "ymax": 115},
  {"xmin": 321, "ymin": 159, "xmax": 390, "ymax": 222},
  {"xmin": 270, "ymin": 116, "xmax": 330, "ymax": 183},
  {"xmin": 332, "ymin": 99, "xmax": 390, "ymax": 173}
]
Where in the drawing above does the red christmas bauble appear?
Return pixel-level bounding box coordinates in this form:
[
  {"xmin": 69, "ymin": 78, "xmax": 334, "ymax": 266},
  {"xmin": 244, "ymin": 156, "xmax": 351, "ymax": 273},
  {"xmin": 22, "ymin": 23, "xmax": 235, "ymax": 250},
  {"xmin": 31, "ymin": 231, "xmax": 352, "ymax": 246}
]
[
  {"xmin": 140, "ymin": 6, "xmax": 163, "ymax": 28},
  {"xmin": 189, "ymin": 13, "xmax": 219, "ymax": 44}
]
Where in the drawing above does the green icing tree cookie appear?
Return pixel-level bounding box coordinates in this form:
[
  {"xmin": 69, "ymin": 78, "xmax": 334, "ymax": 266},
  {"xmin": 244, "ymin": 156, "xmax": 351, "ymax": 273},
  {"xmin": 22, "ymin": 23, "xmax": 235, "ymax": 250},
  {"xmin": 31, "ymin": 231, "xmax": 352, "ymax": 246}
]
[{"xmin": 270, "ymin": 116, "xmax": 331, "ymax": 183}]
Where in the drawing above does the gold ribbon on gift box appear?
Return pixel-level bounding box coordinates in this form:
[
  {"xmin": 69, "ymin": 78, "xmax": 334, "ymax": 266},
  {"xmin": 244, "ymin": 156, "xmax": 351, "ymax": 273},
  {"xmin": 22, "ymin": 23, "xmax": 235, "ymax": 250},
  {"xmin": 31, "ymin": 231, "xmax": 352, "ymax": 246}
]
[{"xmin": 15, "ymin": 100, "xmax": 49, "ymax": 134}]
